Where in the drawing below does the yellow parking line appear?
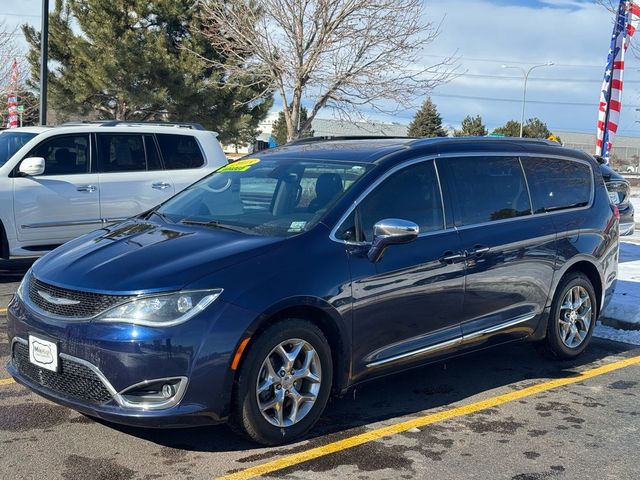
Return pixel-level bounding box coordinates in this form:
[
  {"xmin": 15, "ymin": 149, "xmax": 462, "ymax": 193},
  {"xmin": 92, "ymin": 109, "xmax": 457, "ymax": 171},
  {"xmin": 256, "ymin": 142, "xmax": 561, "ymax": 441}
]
[
  {"xmin": 218, "ymin": 354, "xmax": 640, "ymax": 480},
  {"xmin": 0, "ymin": 378, "xmax": 15, "ymax": 386}
]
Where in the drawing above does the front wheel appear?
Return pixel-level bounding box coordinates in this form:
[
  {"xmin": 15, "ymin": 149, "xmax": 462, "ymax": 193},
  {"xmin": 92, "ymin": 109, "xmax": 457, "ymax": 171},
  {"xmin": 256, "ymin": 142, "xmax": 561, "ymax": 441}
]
[
  {"xmin": 541, "ymin": 272, "xmax": 597, "ymax": 359},
  {"xmin": 230, "ymin": 319, "xmax": 333, "ymax": 445}
]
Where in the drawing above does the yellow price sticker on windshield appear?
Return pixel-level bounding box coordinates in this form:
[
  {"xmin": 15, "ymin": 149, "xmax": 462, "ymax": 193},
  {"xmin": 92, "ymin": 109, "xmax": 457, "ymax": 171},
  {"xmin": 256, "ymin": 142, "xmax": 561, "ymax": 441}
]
[{"xmin": 219, "ymin": 158, "xmax": 260, "ymax": 172}]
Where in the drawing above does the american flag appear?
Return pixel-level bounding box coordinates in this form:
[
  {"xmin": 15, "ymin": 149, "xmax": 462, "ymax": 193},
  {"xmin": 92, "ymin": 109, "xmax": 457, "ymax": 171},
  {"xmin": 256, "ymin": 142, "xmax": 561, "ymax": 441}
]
[{"xmin": 596, "ymin": 1, "xmax": 640, "ymax": 162}]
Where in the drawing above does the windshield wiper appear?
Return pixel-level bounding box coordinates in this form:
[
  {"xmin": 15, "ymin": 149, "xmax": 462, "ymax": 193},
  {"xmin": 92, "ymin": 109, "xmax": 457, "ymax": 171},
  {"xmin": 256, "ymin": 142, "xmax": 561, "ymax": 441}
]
[{"xmin": 180, "ymin": 219, "xmax": 249, "ymax": 234}]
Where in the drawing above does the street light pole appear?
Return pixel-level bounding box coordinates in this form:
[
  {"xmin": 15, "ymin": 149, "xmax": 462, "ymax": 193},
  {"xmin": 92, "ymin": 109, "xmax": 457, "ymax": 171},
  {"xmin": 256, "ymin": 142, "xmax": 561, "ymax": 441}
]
[
  {"xmin": 502, "ymin": 62, "xmax": 554, "ymax": 137},
  {"xmin": 39, "ymin": 0, "xmax": 49, "ymax": 126}
]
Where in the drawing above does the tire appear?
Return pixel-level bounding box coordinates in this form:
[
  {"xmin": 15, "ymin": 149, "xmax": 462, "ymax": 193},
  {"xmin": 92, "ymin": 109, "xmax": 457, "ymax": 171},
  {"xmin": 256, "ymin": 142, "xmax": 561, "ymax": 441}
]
[
  {"xmin": 229, "ymin": 318, "xmax": 333, "ymax": 445},
  {"xmin": 540, "ymin": 272, "xmax": 597, "ymax": 359}
]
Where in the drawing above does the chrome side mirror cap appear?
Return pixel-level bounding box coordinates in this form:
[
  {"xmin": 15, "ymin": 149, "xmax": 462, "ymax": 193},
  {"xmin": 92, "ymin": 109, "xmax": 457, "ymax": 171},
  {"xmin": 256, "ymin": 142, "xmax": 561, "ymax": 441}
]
[
  {"xmin": 368, "ymin": 218, "xmax": 419, "ymax": 262},
  {"xmin": 19, "ymin": 157, "xmax": 46, "ymax": 176}
]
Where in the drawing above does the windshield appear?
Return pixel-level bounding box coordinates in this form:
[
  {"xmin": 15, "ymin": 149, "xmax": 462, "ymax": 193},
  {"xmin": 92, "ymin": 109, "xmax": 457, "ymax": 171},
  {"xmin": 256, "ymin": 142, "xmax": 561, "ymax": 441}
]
[
  {"xmin": 0, "ymin": 131, "xmax": 37, "ymax": 167},
  {"xmin": 157, "ymin": 157, "xmax": 371, "ymax": 236}
]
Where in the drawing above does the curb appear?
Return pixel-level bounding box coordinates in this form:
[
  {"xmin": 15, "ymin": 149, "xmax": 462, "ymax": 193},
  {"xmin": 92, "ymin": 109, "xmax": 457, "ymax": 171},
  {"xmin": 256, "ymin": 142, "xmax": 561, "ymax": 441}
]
[{"xmin": 600, "ymin": 315, "xmax": 640, "ymax": 331}]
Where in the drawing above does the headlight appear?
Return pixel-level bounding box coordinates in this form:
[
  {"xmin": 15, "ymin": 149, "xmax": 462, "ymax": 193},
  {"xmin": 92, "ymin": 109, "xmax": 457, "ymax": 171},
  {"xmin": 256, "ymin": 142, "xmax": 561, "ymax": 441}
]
[
  {"xmin": 16, "ymin": 271, "xmax": 29, "ymax": 301},
  {"xmin": 96, "ymin": 289, "xmax": 223, "ymax": 327}
]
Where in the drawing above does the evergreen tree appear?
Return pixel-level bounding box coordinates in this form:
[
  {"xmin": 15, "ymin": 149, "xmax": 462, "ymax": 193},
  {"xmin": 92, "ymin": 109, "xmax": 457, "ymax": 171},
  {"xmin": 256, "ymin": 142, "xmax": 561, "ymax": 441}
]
[
  {"xmin": 407, "ymin": 98, "xmax": 447, "ymax": 137},
  {"xmin": 492, "ymin": 118, "xmax": 553, "ymax": 139},
  {"xmin": 454, "ymin": 115, "xmax": 487, "ymax": 137},
  {"xmin": 492, "ymin": 120, "xmax": 521, "ymax": 137},
  {"xmin": 272, "ymin": 106, "xmax": 313, "ymax": 146},
  {"xmin": 22, "ymin": 0, "xmax": 272, "ymax": 142},
  {"xmin": 522, "ymin": 117, "xmax": 552, "ymax": 139}
]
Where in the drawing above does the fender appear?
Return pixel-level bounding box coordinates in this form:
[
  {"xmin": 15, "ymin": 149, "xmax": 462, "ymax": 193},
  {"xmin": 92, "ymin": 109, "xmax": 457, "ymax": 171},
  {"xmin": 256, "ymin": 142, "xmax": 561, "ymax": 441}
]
[
  {"xmin": 247, "ymin": 295, "xmax": 352, "ymax": 391},
  {"xmin": 548, "ymin": 254, "xmax": 605, "ymax": 309}
]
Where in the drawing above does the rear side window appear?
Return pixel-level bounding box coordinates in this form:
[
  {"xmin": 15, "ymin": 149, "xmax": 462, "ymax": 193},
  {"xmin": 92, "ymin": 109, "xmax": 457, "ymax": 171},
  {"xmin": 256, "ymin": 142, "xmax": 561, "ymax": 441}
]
[
  {"xmin": 521, "ymin": 157, "xmax": 592, "ymax": 213},
  {"xmin": 156, "ymin": 134, "xmax": 205, "ymax": 170},
  {"xmin": 96, "ymin": 134, "xmax": 148, "ymax": 172},
  {"xmin": 439, "ymin": 156, "xmax": 531, "ymax": 226},
  {"xmin": 27, "ymin": 134, "xmax": 90, "ymax": 175}
]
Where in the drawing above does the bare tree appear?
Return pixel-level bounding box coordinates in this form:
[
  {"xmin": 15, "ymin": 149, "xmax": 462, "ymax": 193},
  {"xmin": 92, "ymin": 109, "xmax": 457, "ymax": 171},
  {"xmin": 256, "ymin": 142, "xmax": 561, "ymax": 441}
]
[{"xmin": 197, "ymin": 0, "xmax": 455, "ymax": 141}]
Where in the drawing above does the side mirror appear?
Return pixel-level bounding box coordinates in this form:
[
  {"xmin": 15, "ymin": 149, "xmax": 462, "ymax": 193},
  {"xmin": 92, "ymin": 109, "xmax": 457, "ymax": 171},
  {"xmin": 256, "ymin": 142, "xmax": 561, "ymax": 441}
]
[
  {"xmin": 19, "ymin": 157, "xmax": 46, "ymax": 176},
  {"xmin": 368, "ymin": 218, "xmax": 419, "ymax": 262}
]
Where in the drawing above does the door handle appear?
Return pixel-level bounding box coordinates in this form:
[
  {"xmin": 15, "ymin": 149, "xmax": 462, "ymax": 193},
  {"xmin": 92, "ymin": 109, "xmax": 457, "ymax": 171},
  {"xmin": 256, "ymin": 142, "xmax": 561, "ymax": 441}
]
[
  {"xmin": 77, "ymin": 185, "xmax": 97, "ymax": 193},
  {"xmin": 152, "ymin": 182, "xmax": 171, "ymax": 190},
  {"xmin": 466, "ymin": 245, "xmax": 490, "ymax": 257},
  {"xmin": 439, "ymin": 250, "xmax": 466, "ymax": 264}
]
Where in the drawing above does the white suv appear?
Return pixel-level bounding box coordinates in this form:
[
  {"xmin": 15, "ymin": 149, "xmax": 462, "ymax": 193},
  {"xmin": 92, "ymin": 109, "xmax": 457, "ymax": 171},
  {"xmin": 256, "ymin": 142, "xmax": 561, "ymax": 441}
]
[{"xmin": 0, "ymin": 122, "xmax": 227, "ymax": 258}]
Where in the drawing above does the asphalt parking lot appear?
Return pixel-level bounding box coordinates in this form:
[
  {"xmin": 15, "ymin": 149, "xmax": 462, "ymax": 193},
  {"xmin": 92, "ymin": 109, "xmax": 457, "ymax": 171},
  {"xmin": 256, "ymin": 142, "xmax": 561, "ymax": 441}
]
[{"xmin": 1, "ymin": 264, "xmax": 639, "ymax": 480}]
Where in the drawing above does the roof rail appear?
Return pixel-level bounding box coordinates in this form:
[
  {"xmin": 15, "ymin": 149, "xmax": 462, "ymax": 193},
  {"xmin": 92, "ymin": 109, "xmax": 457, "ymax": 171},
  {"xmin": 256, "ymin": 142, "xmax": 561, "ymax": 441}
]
[
  {"xmin": 285, "ymin": 135, "xmax": 413, "ymax": 146},
  {"xmin": 60, "ymin": 120, "xmax": 205, "ymax": 130}
]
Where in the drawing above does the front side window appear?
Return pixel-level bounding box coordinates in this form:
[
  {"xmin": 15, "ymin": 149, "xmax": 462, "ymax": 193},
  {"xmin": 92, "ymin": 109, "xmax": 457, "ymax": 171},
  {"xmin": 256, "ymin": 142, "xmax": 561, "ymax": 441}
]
[
  {"xmin": 521, "ymin": 157, "xmax": 592, "ymax": 213},
  {"xmin": 26, "ymin": 134, "xmax": 90, "ymax": 175},
  {"xmin": 157, "ymin": 158, "xmax": 370, "ymax": 237},
  {"xmin": 157, "ymin": 134, "xmax": 205, "ymax": 170},
  {"xmin": 0, "ymin": 131, "xmax": 37, "ymax": 167},
  {"xmin": 439, "ymin": 156, "xmax": 531, "ymax": 226},
  {"xmin": 336, "ymin": 160, "xmax": 444, "ymax": 242}
]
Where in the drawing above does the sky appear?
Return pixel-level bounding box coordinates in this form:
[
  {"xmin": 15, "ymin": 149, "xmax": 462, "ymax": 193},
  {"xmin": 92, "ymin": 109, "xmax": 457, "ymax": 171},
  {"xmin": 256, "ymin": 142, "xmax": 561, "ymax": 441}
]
[{"xmin": 1, "ymin": 0, "xmax": 638, "ymax": 136}]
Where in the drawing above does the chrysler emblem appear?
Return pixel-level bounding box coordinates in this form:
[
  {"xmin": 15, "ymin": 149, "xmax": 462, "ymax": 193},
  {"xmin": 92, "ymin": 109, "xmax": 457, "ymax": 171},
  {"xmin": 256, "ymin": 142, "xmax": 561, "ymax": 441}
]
[{"xmin": 37, "ymin": 290, "xmax": 81, "ymax": 306}]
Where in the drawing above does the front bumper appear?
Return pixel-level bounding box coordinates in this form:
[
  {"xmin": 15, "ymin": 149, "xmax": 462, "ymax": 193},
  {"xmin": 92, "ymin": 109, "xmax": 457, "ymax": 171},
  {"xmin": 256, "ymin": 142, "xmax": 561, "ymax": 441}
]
[{"xmin": 6, "ymin": 295, "xmax": 256, "ymax": 428}]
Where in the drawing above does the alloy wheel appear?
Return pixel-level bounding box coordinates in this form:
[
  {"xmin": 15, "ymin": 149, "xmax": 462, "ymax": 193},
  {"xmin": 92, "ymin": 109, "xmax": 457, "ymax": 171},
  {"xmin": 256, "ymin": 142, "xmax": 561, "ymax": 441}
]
[
  {"xmin": 256, "ymin": 338, "xmax": 322, "ymax": 427},
  {"xmin": 559, "ymin": 285, "xmax": 592, "ymax": 349}
]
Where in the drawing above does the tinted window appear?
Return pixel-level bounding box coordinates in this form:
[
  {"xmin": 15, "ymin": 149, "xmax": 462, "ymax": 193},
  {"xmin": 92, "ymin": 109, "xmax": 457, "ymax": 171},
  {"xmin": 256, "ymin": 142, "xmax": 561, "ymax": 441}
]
[
  {"xmin": 439, "ymin": 156, "xmax": 531, "ymax": 226},
  {"xmin": 144, "ymin": 135, "xmax": 163, "ymax": 171},
  {"xmin": 157, "ymin": 134, "xmax": 205, "ymax": 170},
  {"xmin": 521, "ymin": 157, "xmax": 592, "ymax": 213},
  {"xmin": 27, "ymin": 134, "xmax": 90, "ymax": 175},
  {"xmin": 0, "ymin": 131, "xmax": 37, "ymax": 166},
  {"xmin": 97, "ymin": 134, "xmax": 147, "ymax": 172},
  {"xmin": 340, "ymin": 161, "xmax": 444, "ymax": 242}
]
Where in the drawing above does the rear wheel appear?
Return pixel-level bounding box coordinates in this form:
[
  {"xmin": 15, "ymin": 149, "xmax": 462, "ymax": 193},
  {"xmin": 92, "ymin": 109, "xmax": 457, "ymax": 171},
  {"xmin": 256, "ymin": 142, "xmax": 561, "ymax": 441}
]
[
  {"xmin": 541, "ymin": 272, "xmax": 597, "ymax": 359},
  {"xmin": 230, "ymin": 319, "xmax": 333, "ymax": 445}
]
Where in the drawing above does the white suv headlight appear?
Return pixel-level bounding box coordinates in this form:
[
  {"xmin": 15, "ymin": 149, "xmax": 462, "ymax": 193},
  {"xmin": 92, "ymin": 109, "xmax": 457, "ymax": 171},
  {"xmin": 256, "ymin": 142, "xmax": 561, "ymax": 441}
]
[{"xmin": 96, "ymin": 289, "xmax": 223, "ymax": 327}]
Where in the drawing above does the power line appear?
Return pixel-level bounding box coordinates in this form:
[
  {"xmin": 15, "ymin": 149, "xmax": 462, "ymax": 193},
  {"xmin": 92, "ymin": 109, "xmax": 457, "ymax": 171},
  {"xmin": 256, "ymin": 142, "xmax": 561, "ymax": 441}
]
[
  {"xmin": 0, "ymin": 13, "xmax": 40, "ymax": 19},
  {"xmin": 423, "ymin": 53, "xmax": 604, "ymax": 69},
  {"xmin": 453, "ymin": 72, "xmax": 640, "ymax": 84},
  {"xmin": 430, "ymin": 92, "xmax": 640, "ymax": 108}
]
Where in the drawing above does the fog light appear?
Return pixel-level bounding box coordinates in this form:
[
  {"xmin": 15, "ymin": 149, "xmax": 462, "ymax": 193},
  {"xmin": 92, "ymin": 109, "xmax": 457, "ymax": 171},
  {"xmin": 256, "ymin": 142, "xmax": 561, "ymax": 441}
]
[
  {"xmin": 162, "ymin": 383, "xmax": 175, "ymax": 398},
  {"xmin": 119, "ymin": 377, "xmax": 187, "ymax": 409}
]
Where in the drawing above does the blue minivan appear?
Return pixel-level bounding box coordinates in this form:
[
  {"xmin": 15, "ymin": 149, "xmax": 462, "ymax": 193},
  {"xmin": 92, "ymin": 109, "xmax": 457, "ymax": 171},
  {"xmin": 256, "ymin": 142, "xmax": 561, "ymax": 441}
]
[{"xmin": 6, "ymin": 137, "xmax": 619, "ymax": 444}]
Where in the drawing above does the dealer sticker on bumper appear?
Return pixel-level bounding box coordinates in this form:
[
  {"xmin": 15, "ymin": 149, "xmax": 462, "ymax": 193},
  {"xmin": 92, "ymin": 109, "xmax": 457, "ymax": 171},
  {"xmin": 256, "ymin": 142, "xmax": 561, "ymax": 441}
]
[{"xmin": 28, "ymin": 335, "xmax": 59, "ymax": 372}]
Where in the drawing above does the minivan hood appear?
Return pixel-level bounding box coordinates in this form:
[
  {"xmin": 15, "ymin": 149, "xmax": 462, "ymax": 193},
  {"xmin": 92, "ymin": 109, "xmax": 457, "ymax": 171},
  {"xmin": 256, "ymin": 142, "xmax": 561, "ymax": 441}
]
[{"xmin": 32, "ymin": 219, "xmax": 284, "ymax": 294}]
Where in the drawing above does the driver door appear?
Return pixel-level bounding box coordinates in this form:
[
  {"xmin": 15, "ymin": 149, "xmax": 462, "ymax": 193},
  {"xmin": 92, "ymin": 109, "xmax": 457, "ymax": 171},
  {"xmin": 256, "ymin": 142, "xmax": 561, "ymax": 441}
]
[
  {"xmin": 339, "ymin": 159, "xmax": 466, "ymax": 381},
  {"xmin": 13, "ymin": 133, "xmax": 102, "ymax": 246}
]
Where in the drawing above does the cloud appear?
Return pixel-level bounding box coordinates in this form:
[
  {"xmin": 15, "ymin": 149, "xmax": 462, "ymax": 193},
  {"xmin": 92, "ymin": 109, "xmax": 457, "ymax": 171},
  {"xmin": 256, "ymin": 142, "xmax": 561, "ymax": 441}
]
[{"xmin": 414, "ymin": 0, "xmax": 638, "ymax": 134}]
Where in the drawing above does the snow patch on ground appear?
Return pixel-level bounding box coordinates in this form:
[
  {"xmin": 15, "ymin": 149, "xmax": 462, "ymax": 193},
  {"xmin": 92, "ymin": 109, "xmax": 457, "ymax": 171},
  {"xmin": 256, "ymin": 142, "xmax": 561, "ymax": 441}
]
[
  {"xmin": 600, "ymin": 242, "xmax": 640, "ymax": 327},
  {"xmin": 595, "ymin": 241, "xmax": 640, "ymax": 343},
  {"xmin": 595, "ymin": 323, "xmax": 640, "ymax": 346},
  {"xmin": 631, "ymin": 197, "xmax": 640, "ymax": 220}
]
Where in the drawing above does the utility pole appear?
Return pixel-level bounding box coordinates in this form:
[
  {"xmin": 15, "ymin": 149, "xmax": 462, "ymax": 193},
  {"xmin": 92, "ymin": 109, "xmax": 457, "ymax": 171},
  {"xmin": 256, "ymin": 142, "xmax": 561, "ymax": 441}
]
[
  {"xmin": 39, "ymin": 0, "xmax": 49, "ymax": 126},
  {"xmin": 502, "ymin": 62, "xmax": 554, "ymax": 137}
]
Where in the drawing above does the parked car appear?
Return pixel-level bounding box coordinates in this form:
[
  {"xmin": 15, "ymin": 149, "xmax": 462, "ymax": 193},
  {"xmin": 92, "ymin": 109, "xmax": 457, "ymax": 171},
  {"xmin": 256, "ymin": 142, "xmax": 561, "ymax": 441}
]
[
  {"xmin": 599, "ymin": 161, "xmax": 635, "ymax": 236},
  {"xmin": 7, "ymin": 137, "xmax": 618, "ymax": 445},
  {"xmin": 0, "ymin": 121, "xmax": 227, "ymax": 259}
]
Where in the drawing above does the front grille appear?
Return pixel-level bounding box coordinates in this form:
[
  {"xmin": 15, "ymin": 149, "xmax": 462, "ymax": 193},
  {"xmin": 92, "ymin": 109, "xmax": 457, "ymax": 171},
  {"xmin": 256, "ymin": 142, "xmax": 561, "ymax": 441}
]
[
  {"xmin": 12, "ymin": 342, "xmax": 113, "ymax": 404},
  {"xmin": 27, "ymin": 274, "xmax": 131, "ymax": 318}
]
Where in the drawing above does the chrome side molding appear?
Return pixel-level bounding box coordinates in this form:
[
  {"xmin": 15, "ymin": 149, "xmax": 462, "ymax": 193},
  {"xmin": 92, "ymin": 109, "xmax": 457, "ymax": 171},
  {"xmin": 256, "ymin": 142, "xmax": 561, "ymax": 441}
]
[{"xmin": 366, "ymin": 313, "xmax": 536, "ymax": 368}]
